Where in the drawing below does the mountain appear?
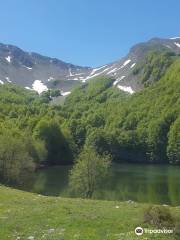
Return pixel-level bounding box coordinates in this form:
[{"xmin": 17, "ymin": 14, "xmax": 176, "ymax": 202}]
[
  {"xmin": 1, "ymin": 58, "xmax": 179, "ymax": 166},
  {"xmin": 0, "ymin": 37, "xmax": 179, "ymax": 94},
  {"xmin": 63, "ymin": 59, "xmax": 180, "ymax": 164},
  {"xmin": 0, "ymin": 43, "xmax": 92, "ymax": 93},
  {"xmin": 83, "ymin": 37, "xmax": 180, "ymax": 93},
  {"xmin": 0, "ymin": 42, "xmax": 179, "ymax": 186}
]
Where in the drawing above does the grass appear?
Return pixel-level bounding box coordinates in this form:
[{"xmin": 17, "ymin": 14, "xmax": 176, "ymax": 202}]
[{"xmin": 0, "ymin": 185, "xmax": 179, "ymax": 240}]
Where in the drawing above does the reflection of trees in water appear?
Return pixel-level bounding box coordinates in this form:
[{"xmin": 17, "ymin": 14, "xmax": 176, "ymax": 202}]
[
  {"xmin": 167, "ymin": 166, "xmax": 180, "ymax": 205},
  {"xmin": 95, "ymin": 164, "xmax": 147, "ymax": 201},
  {"xmin": 20, "ymin": 164, "xmax": 180, "ymax": 205},
  {"xmin": 144, "ymin": 165, "xmax": 169, "ymax": 204},
  {"xmin": 94, "ymin": 164, "xmax": 177, "ymax": 204},
  {"xmin": 24, "ymin": 165, "xmax": 71, "ymax": 196}
]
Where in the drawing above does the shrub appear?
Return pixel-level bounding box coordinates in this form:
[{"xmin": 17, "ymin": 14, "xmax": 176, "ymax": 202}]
[
  {"xmin": 69, "ymin": 146, "xmax": 111, "ymax": 198},
  {"xmin": 174, "ymin": 221, "xmax": 180, "ymax": 239},
  {"xmin": 143, "ymin": 206, "xmax": 175, "ymax": 229},
  {"xmin": 0, "ymin": 135, "xmax": 36, "ymax": 183}
]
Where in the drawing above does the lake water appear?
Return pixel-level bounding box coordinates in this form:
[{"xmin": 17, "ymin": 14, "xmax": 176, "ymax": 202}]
[{"xmin": 19, "ymin": 163, "xmax": 180, "ymax": 206}]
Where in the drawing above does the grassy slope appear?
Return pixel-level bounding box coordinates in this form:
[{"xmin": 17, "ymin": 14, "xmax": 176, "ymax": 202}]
[{"xmin": 0, "ymin": 186, "xmax": 179, "ymax": 240}]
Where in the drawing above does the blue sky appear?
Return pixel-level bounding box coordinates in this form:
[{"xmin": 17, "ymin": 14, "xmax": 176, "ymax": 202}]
[{"xmin": 0, "ymin": 0, "xmax": 179, "ymax": 67}]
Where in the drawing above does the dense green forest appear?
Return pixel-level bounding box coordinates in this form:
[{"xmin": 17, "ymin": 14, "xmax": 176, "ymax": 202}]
[
  {"xmin": 0, "ymin": 84, "xmax": 76, "ymax": 183},
  {"xmin": 132, "ymin": 50, "xmax": 177, "ymax": 87},
  {"xmin": 0, "ymin": 54, "xmax": 180, "ymax": 184},
  {"xmin": 64, "ymin": 59, "xmax": 180, "ymax": 164}
]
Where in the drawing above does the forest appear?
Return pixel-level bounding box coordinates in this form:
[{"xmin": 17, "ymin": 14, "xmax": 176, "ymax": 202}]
[{"xmin": 0, "ymin": 53, "xmax": 180, "ymax": 184}]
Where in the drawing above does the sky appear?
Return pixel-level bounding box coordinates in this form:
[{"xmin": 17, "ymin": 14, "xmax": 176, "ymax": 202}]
[{"xmin": 0, "ymin": 0, "xmax": 179, "ymax": 67}]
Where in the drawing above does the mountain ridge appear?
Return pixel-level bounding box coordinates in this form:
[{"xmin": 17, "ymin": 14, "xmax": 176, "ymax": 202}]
[{"xmin": 0, "ymin": 37, "xmax": 179, "ymax": 94}]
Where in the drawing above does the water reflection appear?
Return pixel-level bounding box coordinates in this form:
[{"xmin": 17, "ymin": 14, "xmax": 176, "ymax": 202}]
[{"xmin": 19, "ymin": 163, "xmax": 180, "ymax": 206}]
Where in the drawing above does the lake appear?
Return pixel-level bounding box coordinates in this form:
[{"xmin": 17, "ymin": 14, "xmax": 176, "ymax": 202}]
[{"xmin": 19, "ymin": 163, "xmax": 180, "ymax": 206}]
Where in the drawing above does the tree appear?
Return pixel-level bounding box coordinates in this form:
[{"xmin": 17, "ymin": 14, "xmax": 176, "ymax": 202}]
[
  {"xmin": 0, "ymin": 134, "xmax": 35, "ymax": 183},
  {"xmin": 85, "ymin": 128, "xmax": 109, "ymax": 155},
  {"xmin": 69, "ymin": 146, "xmax": 111, "ymax": 198},
  {"xmin": 50, "ymin": 89, "xmax": 61, "ymax": 97},
  {"xmin": 33, "ymin": 119, "xmax": 74, "ymax": 165},
  {"xmin": 167, "ymin": 117, "xmax": 180, "ymax": 164}
]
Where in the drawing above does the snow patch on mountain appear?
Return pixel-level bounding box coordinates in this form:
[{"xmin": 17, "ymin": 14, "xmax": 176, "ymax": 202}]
[
  {"xmin": 5, "ymin": 77, "xmax": 11, "ymax": 83},
  {"xmin": 73, "ymin": 73, "xmax": 84, "ymax": 76},
  {"xmin": 174, "ymin": 42, "xmax": 180, "ymax": 48},
  {"xmin": 68, "ymin": 69, "xmax": 85, "ymax": 78},
  {"xmin": 25, "ymin": 86, "xmax": 32, "ymax": 90},
  {"xmin": 118, "ymin": 59, "xmax": 131, "ymax": 70},
  {"xmin": 5, "ymin": 56, "xmax": 11, "ymax": 63},
  {"xmin": 117, "ymin": 85, "xmax": 134, "ymax": 94},
  {"xmin": 69, "ymin": 68, "xmax": 73, "ymax": 77},
  {"xmin": 113, "ymin": 76, "xmax": 125, "ymax": 86},
  {"xmin": 118, "ymin": 76, "xmax": 126, "ymax": 81},
  {"xmin": 107, "ymin": 68, "xmax": 118, "ymax": 75},
  {"xmin": 130, "ymin": 63, "xmax": 136, "ymax": 68},
  {"xmin": 0, "ymin": 80, "xmax": 4, "ymax": 84},
  {"xmin": 61, "ymin": 91, "xmax": 71, "ymax": 96},
  {"xmin": 47, "ymin": 77, "xmax": 54, "ymax": 82},
  {"xmin": 23, "ymin": 65, "xmax": 32, "ymax": 70},
  {"xmin": 170, "ymin": 37, "xmax": 180, "ymax": 39},
  {"xmin": 90, "ymin": 65, "xmax": 107, "ymax": 76},
  {"xmin": 32, "ymin": 80, "xmax": 48, "ymax": 94},
  {"xmin": 164, "ymin": 44, "xmax": 172, "ymax": 49},
  {"xmin": 123, "ymin": 59, "xmax": 131, "ymax": 66},
  {"xmin": 82, "ymin": 66, "xmax": 113, "ymax": 82}
]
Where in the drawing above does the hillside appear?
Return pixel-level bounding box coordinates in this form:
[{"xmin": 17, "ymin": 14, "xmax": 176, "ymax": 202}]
[
  {"xmin": 0, "ymin": 185, "xmax": 179, "ymax": 240},
  {"xmin": 0, "ymin": 43, "xmax": 91, "ymax": 93},
  {"xmin": 0, "ymin": 83, "xmax": 77, "ymax": 184},
  {"xmin": 0, "ymin": 37, "xmax": 179, "ymax": 94},
  {"xmin": 0, "ymin": 53, "xmax": 179, "ymax": 188},
  {"xmin": 0, "ymin": 44, "xmax": 180, "ymax": 240},
  {"xmin": 63, "ymin": 59, "xmax": 180, "ymax": 164}
]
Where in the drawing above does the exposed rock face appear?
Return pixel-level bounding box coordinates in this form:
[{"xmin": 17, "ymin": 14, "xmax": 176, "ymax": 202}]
[{"xmin": 0, "ymin": 37, "xmax": 179, "ymax": 93}]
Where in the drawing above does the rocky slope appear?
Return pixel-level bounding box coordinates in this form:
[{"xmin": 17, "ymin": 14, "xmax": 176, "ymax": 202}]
[
  {"xmin": 0, "ymin": 43, "xmax": 91, "ymax": 93},
  {"xmin": 85, "ymin": 37, "xmax": 180, "ymax": 93},
  {"xmin": 0, "ymin": 37, "xmax": 179, "ymax": 94}
]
